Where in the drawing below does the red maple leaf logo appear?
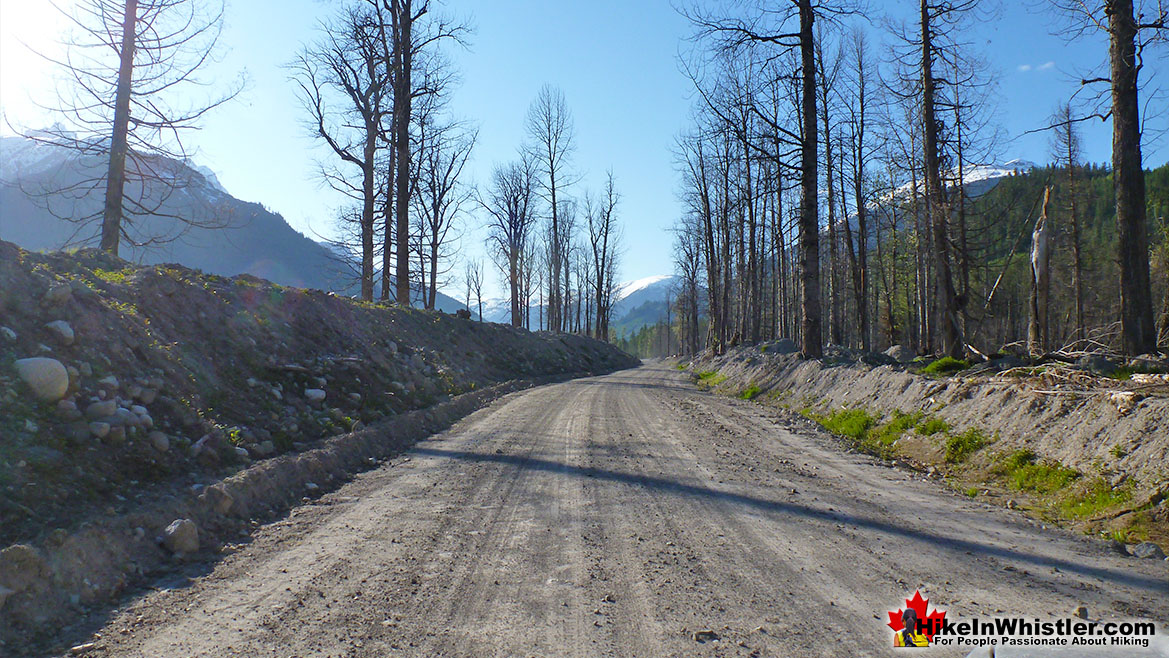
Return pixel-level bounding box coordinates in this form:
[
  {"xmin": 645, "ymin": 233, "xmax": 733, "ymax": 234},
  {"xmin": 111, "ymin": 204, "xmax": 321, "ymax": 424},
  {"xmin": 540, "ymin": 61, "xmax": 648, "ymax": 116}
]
[{"xmin": 887, "ymin": 590, "xmax": 947, "ymax": 641}]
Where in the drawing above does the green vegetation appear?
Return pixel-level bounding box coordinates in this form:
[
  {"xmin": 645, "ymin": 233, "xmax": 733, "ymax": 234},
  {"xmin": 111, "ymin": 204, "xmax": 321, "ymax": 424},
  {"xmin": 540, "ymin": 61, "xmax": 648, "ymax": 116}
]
[
  {"xmin": 998, "ymin": 449, "xmax": 1081, "ymax": 493},
  {"xmin": 1110, "ymin": 445, "xmax": 1128, "ymax": 459},
  {"xmin": 675, "ymin": 363, "xmax": 688, "ymax": 370},
  {"xmin": 868, "ymin": 410, "xmax": 923, "ymax": 446},
  {"xmin": 695, "ymin": 371, "xmax": 727, "ymax": 389},
  {"xmin": 915, "ymin": 416, "xmax": 950, "ymax": 436},
  {"xmin": 920, "ymin": 357, "xmax": 970, "ymax": 376},
  {"xmin": 804, "ymin": 408, "xmax": 876, "ymax": 440},
  {"xmin": 1060, "ymin": 478, "xmax": 1132, "ymax": 519},
  {"xmin": 945, "ymin": 428, "xmax": 990, "ymax": 464},
  {"xmin": 92, "ymin": 267, "xmax": 135, "ymax": 285},
  {"xmin": 739, "ymin": 384, "xmax": 762, "ymax": 400},
  {"xmin": 966, "ymin": 487, "xmax": 981, "ymax": 497}
]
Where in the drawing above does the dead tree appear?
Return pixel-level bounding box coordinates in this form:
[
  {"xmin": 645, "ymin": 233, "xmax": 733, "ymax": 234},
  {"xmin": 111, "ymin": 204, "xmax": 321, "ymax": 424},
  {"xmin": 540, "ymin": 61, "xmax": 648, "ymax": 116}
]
[
  {"xmin": 1051, "ymin": 0, "xmax": 1165, "ymax": 353},
  {"xmin": 586, "ymin": 172, "xmax": 622, "ymax": 342},
  {"xmin": 1049, "ymin": 102, "xmax": 1086, "ymax": 342},
  {"xmin": 482, "ymin": 157, "xmax": 537, "ymax": 327},
  {"xmin": 292, "ymin": 5, "xmax": 390, "ymax": 301},
  {"xmin": 1029, "ymin": 187, "xmax": 1053, "ymax": 356},
  {"xmin": 524, "ymin": 85, "xmax": 578, "ymax": 333},
  {"xmin": 21, "ymin": 0, "xmax": 239, "ymax": 256}
]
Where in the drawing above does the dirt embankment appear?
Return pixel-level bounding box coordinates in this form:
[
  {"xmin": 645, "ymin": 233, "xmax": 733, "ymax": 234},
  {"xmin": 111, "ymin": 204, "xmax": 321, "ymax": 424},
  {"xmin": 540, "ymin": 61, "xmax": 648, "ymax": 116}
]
[
  {"xmin": 0, "ymin": 240, "xmax": 636, "ymax": 644},
  {"xmin": 685, "ymin": 344, "xmax": 1169, "ymax": 549}
]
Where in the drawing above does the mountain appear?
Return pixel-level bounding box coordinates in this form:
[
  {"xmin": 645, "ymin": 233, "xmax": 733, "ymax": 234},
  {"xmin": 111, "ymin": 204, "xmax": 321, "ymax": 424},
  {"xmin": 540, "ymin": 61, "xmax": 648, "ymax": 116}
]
[
  {"xmin": 0, "ymin": 135, "xmax": 466, "ymax": 310},
  {"xmin": 476, "ymin": 274, "xmax": 682, "ymax": 334}
]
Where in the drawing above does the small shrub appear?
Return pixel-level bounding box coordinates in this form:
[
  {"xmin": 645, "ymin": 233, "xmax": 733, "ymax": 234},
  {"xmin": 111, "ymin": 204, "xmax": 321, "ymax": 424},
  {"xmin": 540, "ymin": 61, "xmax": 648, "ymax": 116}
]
[
  {"xmin": 1061, "ymin": 478, "xmax": 1132, "ymax": 519},
  {"xmin": 739, "ymin": 385, "xmax": 762, "ymax": 400},
  {"xmin": 696, "ymin": 371, "xmax": 727, "ymax": 389},
  {"xmin": 945, "ymin": 428, "xmax": 989, "ymax": 464},
  {"xmin": 1000, "ymin": 450, "xmax": 1080, "ymax": 493},
  {"xmin": 965, "ymin": 487, "xmax": 980, "ymax": 498},
  {"xmin": 920, "ymin": 356, "xmax": 970, "ymax": 376},
  {"xmin": 869, "ymin": 410, "xmax": 924, "ymax": 446},
  {"xmin": 810, "ymin": 408, "xmax": 876, "ymax": 440},
  {"xmin": 92, "ymin": 267, "xmax": 134, "ymax": 285},
  {"xmin": 1110, "ymin": 445, "xmax": 1128, "ymax": 459},
  {"xmin": 915, "ymin": 416, "xmax": 950, "ymax": 436}
]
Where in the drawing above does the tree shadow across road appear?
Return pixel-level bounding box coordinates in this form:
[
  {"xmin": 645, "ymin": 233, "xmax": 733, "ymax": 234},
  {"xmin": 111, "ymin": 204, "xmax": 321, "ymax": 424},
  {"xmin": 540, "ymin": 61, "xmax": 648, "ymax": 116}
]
[{"xmin": 411, "ymin": 445, "xmax": 1167, "ymax": 594}]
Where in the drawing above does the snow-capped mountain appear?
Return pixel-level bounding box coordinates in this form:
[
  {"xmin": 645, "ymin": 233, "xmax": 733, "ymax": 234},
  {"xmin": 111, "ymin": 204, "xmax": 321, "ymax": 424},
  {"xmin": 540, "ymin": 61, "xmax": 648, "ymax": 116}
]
[
  {"xmin": 0, "ymin": 134, "xmax": 465, "ymax": 310},
  {"xmin": 880, "ymin": 158, "xmax": 1036, "ymax": 206}
]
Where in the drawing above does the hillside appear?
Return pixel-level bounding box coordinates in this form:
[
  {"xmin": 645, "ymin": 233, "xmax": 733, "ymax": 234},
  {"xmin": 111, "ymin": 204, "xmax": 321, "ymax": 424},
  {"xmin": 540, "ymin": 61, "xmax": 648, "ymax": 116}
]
[
  {"xmin": 0, "ymin": 239, "xmax": 637, "ymax": 551},
  {"xmin": 0, "ymin": 136, "xmax": 466, "ymax": 310}
]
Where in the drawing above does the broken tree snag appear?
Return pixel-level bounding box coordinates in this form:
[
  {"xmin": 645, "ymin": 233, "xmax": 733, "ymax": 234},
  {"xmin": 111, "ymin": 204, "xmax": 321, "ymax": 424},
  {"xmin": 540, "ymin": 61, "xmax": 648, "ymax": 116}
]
[{"xmin": 1029, "ymin": 187, "xmax": 1053, "ymax": 357}]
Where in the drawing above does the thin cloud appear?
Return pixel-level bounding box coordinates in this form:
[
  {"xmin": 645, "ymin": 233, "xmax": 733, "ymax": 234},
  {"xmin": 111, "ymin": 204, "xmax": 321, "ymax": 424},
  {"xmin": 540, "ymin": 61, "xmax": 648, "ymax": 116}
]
[{"xmin": 1018, "ymin": 62, "xmax": 1055, "ymax": 73}]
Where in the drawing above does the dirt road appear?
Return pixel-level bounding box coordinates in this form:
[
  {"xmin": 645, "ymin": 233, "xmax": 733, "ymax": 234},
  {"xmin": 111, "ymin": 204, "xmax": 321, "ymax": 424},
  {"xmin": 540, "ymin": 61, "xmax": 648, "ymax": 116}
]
[{"xmin": 65, "ymin": 363, "xmax": 1166, "ymax": 657}]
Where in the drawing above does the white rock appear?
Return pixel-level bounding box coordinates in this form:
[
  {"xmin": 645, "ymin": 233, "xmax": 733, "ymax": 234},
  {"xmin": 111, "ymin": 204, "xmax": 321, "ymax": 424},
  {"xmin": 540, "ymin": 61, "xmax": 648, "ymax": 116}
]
[
  {"xmin": 97, "ymin": 375, "xmax": 119, "ymax": 391},
  {"xmin": 0, "ymin": 326, "xmax": 16, "ymax": 341},
  {"xmin": 24, "ymin": 419, "xmax": 38, "ymax": 433},
  {"xmin": 88, "ymin": 422, "xmax": 111, "ymax": 439},
  {"xmin": 130, "ymin": 405, "xmax": 148, "ymax": 417},
  {"xmin": 14, "ymin": 357, "xmax": 70, "ymax": 402},
  {"xmin": 162, "ymin": 519, "xmax": 199, "ymax": 554},
  {"xmin": 305, "ymin": 388, "xmax": 327, "ymax": 403},
  {"xmin": 44, "ymin": 321, "xmax": 74, "ymax": 346}
]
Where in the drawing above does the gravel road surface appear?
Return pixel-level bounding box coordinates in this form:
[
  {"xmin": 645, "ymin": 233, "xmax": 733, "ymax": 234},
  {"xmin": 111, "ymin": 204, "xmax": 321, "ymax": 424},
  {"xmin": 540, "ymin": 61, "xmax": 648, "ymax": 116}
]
[{"xmin": 65, "ymin": 363, "xmax": 1167, "ymax": 657}]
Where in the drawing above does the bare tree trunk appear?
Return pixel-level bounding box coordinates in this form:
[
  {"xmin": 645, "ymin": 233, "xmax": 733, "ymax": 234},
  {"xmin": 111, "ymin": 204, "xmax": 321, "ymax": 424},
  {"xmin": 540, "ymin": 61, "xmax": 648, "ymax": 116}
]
[
  {"xmin": 393, "ymin": 0, "xmax": 415, "ymax": 307},
  {"xmin": 1109, "ymin": 0, "xmax": 1156, "ymax": 354},
  {"xmin": 100, "ymin": 0, "xmax": 138, "ymax": 254},
  {"xmin": 1029, "ymin": 188, "xmax": 1052, "ymax": 356},
  {"xmin": 921, "ymin": 0, "xmax": 962, "ymax": 358},
  {"xmin": 798, "ymin": 0, "xmax": 822, "ymax": 357}
]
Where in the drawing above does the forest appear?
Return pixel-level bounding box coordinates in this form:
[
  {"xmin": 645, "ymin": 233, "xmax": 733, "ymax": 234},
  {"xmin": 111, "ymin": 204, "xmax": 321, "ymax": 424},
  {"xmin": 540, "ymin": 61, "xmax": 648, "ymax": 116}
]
[{"xmin": 620, "ymin": 0, "xmax": 1169, "ymax": 361}]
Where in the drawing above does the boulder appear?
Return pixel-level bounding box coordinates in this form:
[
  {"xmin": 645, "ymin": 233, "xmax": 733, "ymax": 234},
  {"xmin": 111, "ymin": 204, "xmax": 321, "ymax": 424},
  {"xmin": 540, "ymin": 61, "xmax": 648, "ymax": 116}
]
[
  {"xmin": 0, "ymin": 326, "xmax": 16, "ymax": 341},
  {"xmin": 88, "ymin": 421, "xmax": 111, "ymax": 439},
  {"xmin": 161, "ymin": 519, "xmax": 199, "ymax": 554},
  {"xmin": 42, "ymin": 284, "xmax": 72, "ymax": 306},
  {"xmin": 44, "ymin": 320, "xmax": 75, "ymax": 346},
  {"xmin": 14, "ymin": 357, "xmax": 70, "ymax": 402},
  {"xmin": 0, "ymin": 544, "xmax": 48, "ymax": 595},
  {"xmin": 884, "ymin": 345, "xmax": 917, "ymax": 364},
  {"xmin": 56, "ymin": 399, "xmax": 82, "ymax": 421},
  {"xmin": 148, "ymin": 431, "xmax": 170, "ymax": 452},
  {"xmin": 305, "ymin": 388, "xmax": 327, "ymax": 404},
  {"xmin": 85, "ymin": 400, "xmax": 118, "ymax": 420},
  {"xmin": 1131, "ymin": 542, "xmax": 1166, "ymax": 560},
  {"xmin": 201, "ymin": 485, "xmax": 234, "ymax": 515}
]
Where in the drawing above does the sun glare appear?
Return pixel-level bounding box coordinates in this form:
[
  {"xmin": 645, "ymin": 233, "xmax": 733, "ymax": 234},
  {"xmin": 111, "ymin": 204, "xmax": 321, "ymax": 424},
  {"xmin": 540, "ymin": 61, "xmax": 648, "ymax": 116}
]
[{"xmin": 0, "ymin": 0, "xmax": 76, "ymax": 130}]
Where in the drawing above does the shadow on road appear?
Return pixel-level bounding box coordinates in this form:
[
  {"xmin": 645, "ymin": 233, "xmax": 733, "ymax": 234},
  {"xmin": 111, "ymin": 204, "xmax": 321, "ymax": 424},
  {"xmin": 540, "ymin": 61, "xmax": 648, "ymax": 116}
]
[{"xmin": 411, "ymin": 445, "xmax": 1166, "ymax": 594}]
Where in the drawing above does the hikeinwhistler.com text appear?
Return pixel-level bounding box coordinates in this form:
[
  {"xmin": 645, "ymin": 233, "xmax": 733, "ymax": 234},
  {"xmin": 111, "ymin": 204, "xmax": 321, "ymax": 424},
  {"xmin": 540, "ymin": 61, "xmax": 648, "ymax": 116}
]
[{"xmin": 924, "ymin": 617, "xmax": 1157, "ymax": 649}]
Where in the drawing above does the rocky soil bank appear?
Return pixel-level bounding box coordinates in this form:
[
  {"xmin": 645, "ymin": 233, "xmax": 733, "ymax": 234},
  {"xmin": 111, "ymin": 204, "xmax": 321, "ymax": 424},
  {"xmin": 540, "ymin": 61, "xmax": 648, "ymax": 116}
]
[
  {"xmin": 0, "ymin": 240, "xmax": 636, "ymax": 646},
  {"xmin": 684, "ymin": 342, "xmax": 1169, "ymax": 554}
]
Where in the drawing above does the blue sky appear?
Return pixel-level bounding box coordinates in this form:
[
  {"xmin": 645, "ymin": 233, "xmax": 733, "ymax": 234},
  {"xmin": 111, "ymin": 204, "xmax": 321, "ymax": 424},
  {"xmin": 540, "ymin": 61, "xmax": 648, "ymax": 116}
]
[{"xmin": 1, "ymin": 1, "xmax": 1165, "ymax": 298}]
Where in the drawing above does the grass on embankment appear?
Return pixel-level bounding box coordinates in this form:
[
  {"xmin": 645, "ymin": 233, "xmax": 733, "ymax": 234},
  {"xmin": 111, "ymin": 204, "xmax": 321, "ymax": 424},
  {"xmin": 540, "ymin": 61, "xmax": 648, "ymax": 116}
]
[
  {"xmin": 681, "ymin": 360, "xmax": 1161, "ymax": 545},
  {"xmin": 797, "ymin": 406, "xmax": 1150, "ymax": 540}
]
